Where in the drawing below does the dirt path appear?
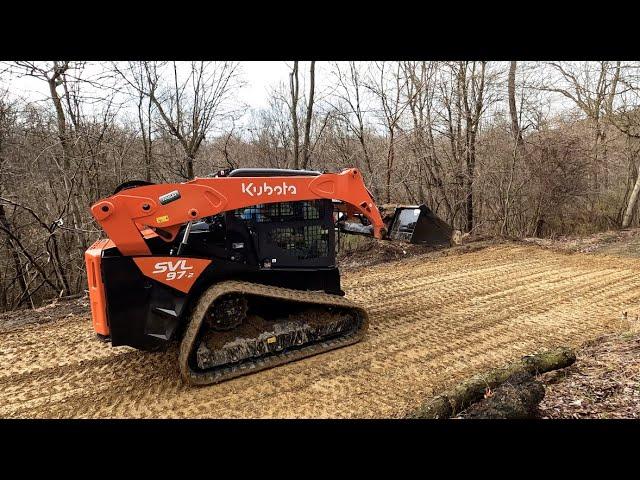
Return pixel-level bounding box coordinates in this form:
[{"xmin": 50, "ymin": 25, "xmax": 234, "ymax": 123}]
[{"xmin": 1, "ymin": 243, "xmax": 638, "ymax": 418}]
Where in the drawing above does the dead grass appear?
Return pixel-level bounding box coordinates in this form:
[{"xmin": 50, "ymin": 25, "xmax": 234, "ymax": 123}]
[
  {"xmin": 521, "ymin": 227, "xmax": 640, "ymax": 256},
  {"xmin": 539, "ymin": 325, "xmax": 640, "ymax": 419},
  {"xmin": 0, "ymin": 296, "xmax": 89, "ymax": 333}
]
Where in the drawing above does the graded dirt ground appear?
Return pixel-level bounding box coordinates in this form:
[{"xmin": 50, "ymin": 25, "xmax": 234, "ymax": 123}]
[{"xmin": 1, "ymin": 242, "xmax": 638, "ymax": 418}]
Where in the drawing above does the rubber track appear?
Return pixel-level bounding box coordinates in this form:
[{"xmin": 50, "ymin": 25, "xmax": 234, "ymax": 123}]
[{"xmin": 179, "ymin": 281, "xmax": 369, "ymax": 386}]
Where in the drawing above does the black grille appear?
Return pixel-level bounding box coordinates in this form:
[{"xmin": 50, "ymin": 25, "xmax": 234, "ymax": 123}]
[
  {"xmin": 231, "ymin": 200, "xmax": 335, "ymax": 267},
  {"xmin": 234, "ymin": 201, "xmax": 326, "ymax": 223},
  {"xmin": 269, "ymin": 225, "xmax": 330, "ymax": 259}
]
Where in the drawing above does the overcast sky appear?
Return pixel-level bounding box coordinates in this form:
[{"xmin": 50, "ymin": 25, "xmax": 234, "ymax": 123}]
[{"xmin": 239, "ymin": 61, "xmax": 298, "ymax": 108}]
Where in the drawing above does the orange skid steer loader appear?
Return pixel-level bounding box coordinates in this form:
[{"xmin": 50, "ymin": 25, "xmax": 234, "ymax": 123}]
[{"xmin": 85, "ymin": 168, "xmax": 453, "ymax": 385}]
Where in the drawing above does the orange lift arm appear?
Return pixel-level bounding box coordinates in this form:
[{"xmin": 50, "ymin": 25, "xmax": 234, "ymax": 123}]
[{"xmin": 90, "ymin": 168, "xmax": 386, "ymax": 256}]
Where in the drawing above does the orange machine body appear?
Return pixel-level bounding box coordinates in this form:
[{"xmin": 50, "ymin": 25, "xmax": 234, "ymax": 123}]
[
  {"xmin": 84, "ymin": 239, "xmax": 113, "ymax": 336},
  {"xmin": 84, "ymin": 249, "xmax": 210, "ymax": 337},
  {"xmin": 85, "ymin": 168, "xmax": 385, "ymax": 338},
  {"xmin": 132, "ymin": 257, "xmax": 212, "ymax": 293}
]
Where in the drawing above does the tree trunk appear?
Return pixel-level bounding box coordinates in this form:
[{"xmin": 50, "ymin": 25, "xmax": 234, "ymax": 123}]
[
  {"xmin": 466, "ymin": 131, "xmax": 476, "ymax": 232},
  {"xmin": 48, "ymin": 76, "xmax": 70, "ymax": 169},
  {"xmin": 466, "ymin": 179, "xmax": 474, "ymax": 232},
  {"xmin": 289, "ymin": 61, "xmax": 300, "ymax": 169},
  {"xmin": 0, "ymin": 204, "xmax": 31, "ymax": 307},
  {"xmin": 417, "ymin": 163, "xmax": 425, "ymax": 203},
  {"xmin": 457, "ymin": 372, "xmax": 545, "ymax": 419},
  {"xmin": 386, "ymin": 128, "xmax": 394, "ymax": 203},
  {"xmin": 47, "ymin": 65, "xmax": 86, "ymax": 258},
  {"xmin": 139, "ymin": 93, "xmax": 153, "ymax": 182},
  {"xmin": 186, "ymin": 153, "xmax": 195, "ymax": 179},
  {"xmin": 508, "ymin": 61, "xmax": 523, "ymax": 146},
  {"xmin": 301, "ymin": 61, "xmax": 315, "ymax": 169},
  {"xmin": 622, "ymin": 168, "xmax": 640, "ymax": 228},
  {"xmin": 408, "ymin": 347, "xmax": 576, "ymax": 419}
]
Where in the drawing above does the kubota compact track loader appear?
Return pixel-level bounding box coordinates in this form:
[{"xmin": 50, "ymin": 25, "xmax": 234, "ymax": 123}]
[{"xmin": 85, "ymin": 168, "xmax": 453, "ymax": 386}]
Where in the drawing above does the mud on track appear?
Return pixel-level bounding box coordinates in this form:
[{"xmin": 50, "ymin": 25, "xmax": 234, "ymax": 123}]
[{"xmin": 1, "ymin": 243, "xmax": 638, "ymax": 418}]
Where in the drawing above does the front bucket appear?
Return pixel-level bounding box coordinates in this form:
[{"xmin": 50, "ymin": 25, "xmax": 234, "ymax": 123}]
[{"xmin": 386, "ymin": 204, "xmax": 453, "ymax": 246}]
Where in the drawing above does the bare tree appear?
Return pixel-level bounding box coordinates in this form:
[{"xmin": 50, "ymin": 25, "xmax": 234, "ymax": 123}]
[
  {"xmin": 248, "ymin": 89, "xmax": 295, "ymax": 169},
  {"xmin": 301, "ymin": 61, "xmax": 316, "ymax": 169},
  {"xmin": 608, "ymin": 63, "xmax": 640, "ymax": 227},
  {"xmin": 0, "ymin": 94, "xmax": 32, "ymax": 307},
  {"xmin": 139, "ymin": 61, "xmax": 241, "ymax": 179},
  {"xmin": 538, "ymin": 61, "xmax": 622, "ymax": 190},
  {"xmin": 8, "ymin": 61, "xmax": 120, "ymax": 283},
  {"xmin": 508, "ymin": 61, "xmax": 524, "ymax": 146},
  {"xmin": 401, "ymin": 61, "xmax": 456, "ymax": 219},
  {"xmin": 365, "ymin": 62, "xmax": 411, "ymax": 203},
  {"xmin": 12, "ymin": 62, "xmax": 83, "ymax": 240},
  {"xmin": 434, "ymin": 62, "xmax": 490, "ymax": 231},
  {"xmin": 113, "ymin": 61, "xmax": 158, "ymax": 181},
  {"xmin": 328, "ymin": 61, "xmax": 378, "ymax": 195},
  {"xmin": 289, "ymin": 61, "xmax": 300, "ymax": 169},
  {"xmin": 459, "ymin": 61, "xmax": 488, "ymax": 232}
]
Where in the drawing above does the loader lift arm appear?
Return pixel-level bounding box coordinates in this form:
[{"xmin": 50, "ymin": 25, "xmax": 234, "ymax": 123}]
[{"xmin": 91, "ymin": 168, "xmax": 385, "ymax": 256}]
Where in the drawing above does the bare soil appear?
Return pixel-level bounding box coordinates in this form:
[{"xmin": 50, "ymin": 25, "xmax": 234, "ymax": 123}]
[
  {"xmin": 338, "ymin": 234, "xmax": 496, "ymax": 271},
  {"xmin": 1, "ymin": 241, "xmax": 639, "ymax": 418}
]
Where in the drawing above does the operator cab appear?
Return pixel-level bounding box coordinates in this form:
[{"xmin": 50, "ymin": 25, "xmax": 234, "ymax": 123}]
[{"xmin": 154, "ymin": 169, "xmax": 335, "ymax": 269}]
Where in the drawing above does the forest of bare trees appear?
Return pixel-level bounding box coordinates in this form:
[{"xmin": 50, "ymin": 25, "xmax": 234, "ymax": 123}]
[{"xmin": 1, "ymin": 60, "xmax": 640, "ymax": 311}]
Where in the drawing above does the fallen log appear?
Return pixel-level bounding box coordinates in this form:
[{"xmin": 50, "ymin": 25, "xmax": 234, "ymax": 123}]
[
  {"xmin": 408, "ymin": 347, "xmax": 575, "ymax": 419},
  {"xmin": 456, "ymin": 371, "xmax": 545, "ymax": 419}
]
